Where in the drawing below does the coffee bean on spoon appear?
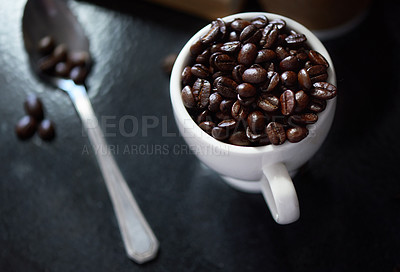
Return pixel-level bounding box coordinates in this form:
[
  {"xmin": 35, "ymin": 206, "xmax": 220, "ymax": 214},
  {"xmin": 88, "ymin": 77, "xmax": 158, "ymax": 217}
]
[
  {"xmin": 15, "ymin": 115, "xmax": 37, "ymax": 140},
  {"xmin": 24, "ymin": 94, "xmax": 44, "ymax": 120},
  {"xmin": 38, "ymin": 119, "xmax": 56, "ymax": 141},
  {"xmin": 37, "ymin": 35, "xmax": 55, "ymax": 55},
  {"xmin": 70, "ymin": 66, "xmax": 88, "ymax": 85}
]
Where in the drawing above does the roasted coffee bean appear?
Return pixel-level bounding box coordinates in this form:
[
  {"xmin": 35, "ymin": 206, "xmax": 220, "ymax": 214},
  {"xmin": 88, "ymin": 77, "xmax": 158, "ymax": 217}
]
[
  {"xmin": 190, "ymin": 38, "xmax": 204, "ymax": 56},
  {"xmin": 236, "ymin": 83, "xmax": 256, "ymax": 97},
  {"xmin": 208, "ymin": 92, "xmax": 223, "ymax": 112},
  {"xmin": 55, "ymin": 62, "xmax": 71, "ymax": 77},
  {"xmin": 214, "ymin": 76, "xmax": 238, "ymax": 98},
  {"xmin": 229, "ymin": 31, "xmax": 239, "ymax": 41},
  {"xmin": 191, "ymin": 64, "xmax": 210, "ymax": 79},
  {"xmin": 290, "ymin": 113, "xmax": 318, "ymax": 125},
  {"xmin": 199, "ymin": 121, "xmax": 215, "ymax": 134},
  {"xmin": 38, "ymin": 119, "xmax": 56, "ymax": 141},
  {"xmin": 69, "ymin": 51, "xmax": 90, "ymax": 67},
  {"xmin": 210, "ymin": 43, "xmax": 223, "ymax": 53},
  {"xmin": 308, "ymin": 98, "xmax": 326, "ymax": 113},
  {"xmin": 298, "ymin": 68, "xmax": 312, "ymax": 90},
  {"xmin": 230, "ymin": 19, "xmax": 250, "ymax": 32},
  {"xmin": 38, "ymin": 55, "xmax": 57, "ymax": 73},
  {"xmin": 210, "ymin": 52, "xmax": 236, "ymax": 71},
  {"xmin": 266, "ymin": 62, "xmax": 276, "ymax": 72},
  {"xmin": 232, "ymin": 64, "xmax": 245, "ymax": 83},
  {"xmin": 192, "ymin": 78, "xmax": 211, "ymax": 108},
  {"xmin": 296, "ymin": 51, "xmax": 308, "ymax": 62},
  {"xmin": 275, "ymin": 46, "xmax": 290, "ymax": 60},
  {"xmin": 218, "ymin": 119, "xmax": 237, "ymax": 130},
  {"xmin": 70, "ymin": 66, "xmax": 88, "ymax": 84},
  {"xmin": 201, "ymin": 20, "xmax": 220, "ymax": 44},
  {"xmin": 251, "ymin": 15, "xmax": 269, "ymax": 28},
  {"xmin": 285, "ymin": 34, "xmax": 306, "ymax": 45},
  {"xmin": 310, "ymin": 82, "xmax": 337, "ymax": 100},
  {"xmin": 182, "ymin": 66, "xmax": 193, "ymax": 86},
  {"xmin": 216, "ymin": 18, "xmax": 228, "ymax": 40},
  {"xmin": 197, "ymin": 110, "xmax": 212, "ymax": 123},
  {"xmin": 242, "ymin": 67, "xmax": 267, "ymax": 84},
  {"xmin": 219, "ymin": 99, "xmax": 234, "ymax": 113},
  {"xmin": 212, "ymin": 71, "xmax": 230, "ymax": 81},
  {"xmin": 260, "ymin": 71, "xmax": 280, "ymax": 92},
  {"xmin": 260, "ymin": 24, "xmax": 278, "ymax": 48},
  {"xmin": 255, "ymin": 49, "xmax": 276, "ymax": 63},
  {"xmin": 307, "ymin": 65, "xmax": 328, "ymax": 83},
  {"xmin": 246, "ymin": 126, "xmax": 264, "ymax": 143},
  {"xmin": 196, "ymin": 49, "xmax": 211, "ymax": 64},
  {"xmin": 281, "ymin": 71, "xmax": 297, "ymax": 87},
  {"xmin": 229, "ymin": 131, "xmax": 251, "ymax": 146},
  {"xmin": 247, "ymin": 111, "xmax": 265, "ymax": 132},
  {"xmin": 15, "ymin": 115, "xmax": 37, "ymax": 140},
  {"xmin": 269, "ymin": 18, "xmax": 286, "ymax": 30},
  {"xmin": 24, "ymin": 94, "xmax": 44, "ymax": 120},
  {"xmin": 240, "ymin": 24, "xmax": 262, "ymax": 44},
  {"xmin": 211, "ymin": 126, "xmax": 229, "ymax": 140},
  {"xmin": 238, "ymin": 43, "xmax": 258, "ymax": 66},
  {"xmin": 231, "ymin": 100, "xmax": 248, "ymax": 121},
  {"xmin": 280, "ymin": 90, "xmax": 296, "ymax": 116},
  {"xmin": 286, "ymin": 126, "xmax": 308, "ymax": 143},
  {"xmin": 266, "ymin": 122, "xmax": 286, "ymax": 145},
  {"xmin": 181, "ymin": 86, "xmax": 195, "ymax": 108},
  {"xmin": 215, "ymin": 111, "xmax": 231, "ymax": 120},
  {"xmin": 308, "ymin": 50, "xmax": 329, "ymax": 67},
  {"xmin": 280, "ymin": 55, "xmax": 300, "ymax": 71},
  {"xmin": 294, "ymin": 90, "xmax": 309, "ymax": 112},
  {"xmin": 52, "ymin": 44, "xmax": 68, "ymax": 62},
  {"xmin": 220, "ymin": 41, "xmax": 241, "ymax": 53},
  {"xmin": 304, "ymin": 60, "xmax": 313, "ymax": 69},
  {"xmin": 258, "ymin": 94, "xmax": 279, "ymax": 112},
  {"xmin": 237, "ymin": 94, "xmax": 256, "ymax": 106},
  {"xmin": 38, "ymin": 35, "xmax": 55, "ymax": 55}
]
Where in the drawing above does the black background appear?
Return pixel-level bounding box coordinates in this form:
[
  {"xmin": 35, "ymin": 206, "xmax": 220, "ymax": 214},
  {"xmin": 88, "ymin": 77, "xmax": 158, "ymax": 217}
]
[{"xmin": 1, "ymin": 0, "xmax": 400, "ymax": 271}]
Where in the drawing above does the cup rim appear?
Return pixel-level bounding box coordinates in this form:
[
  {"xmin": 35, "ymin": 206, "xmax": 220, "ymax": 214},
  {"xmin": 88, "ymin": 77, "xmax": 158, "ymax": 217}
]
[{"xmin": 170, "ymin": 12, "xmax": 337, "ymax": 156}]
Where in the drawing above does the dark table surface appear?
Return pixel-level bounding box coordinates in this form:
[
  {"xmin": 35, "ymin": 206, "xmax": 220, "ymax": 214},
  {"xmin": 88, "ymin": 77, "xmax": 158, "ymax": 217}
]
[{"xmin": 1, "ymin": 0, "xmax": 400, "ymax": 271}]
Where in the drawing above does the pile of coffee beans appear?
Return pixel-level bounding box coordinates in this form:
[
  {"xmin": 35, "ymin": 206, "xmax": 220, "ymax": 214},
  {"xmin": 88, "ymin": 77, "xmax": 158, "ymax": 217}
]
[
  {"xmin": 15, "ymin": 94, "xmax": 56, "ymax": 141},
  {"xmin": 180, "ymin": 16, "xmax": 337, "ymax": 146},
  {"xmin": 37, "ymin": 35, "xmax": 90, "ymax": 84}
]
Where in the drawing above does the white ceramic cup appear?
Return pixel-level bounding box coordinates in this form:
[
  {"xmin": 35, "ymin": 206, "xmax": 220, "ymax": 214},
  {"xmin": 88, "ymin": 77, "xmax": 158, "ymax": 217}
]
[{"xmin": 170, "ymin": 12, "xmax": 337, "ymax": 224}]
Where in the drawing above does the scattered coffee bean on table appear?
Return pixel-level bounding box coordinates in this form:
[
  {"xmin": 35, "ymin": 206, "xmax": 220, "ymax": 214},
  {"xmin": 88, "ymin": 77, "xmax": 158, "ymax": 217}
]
[{"xmin": 180, "ymin": 15, "xmax": 337, "ymax": 146}]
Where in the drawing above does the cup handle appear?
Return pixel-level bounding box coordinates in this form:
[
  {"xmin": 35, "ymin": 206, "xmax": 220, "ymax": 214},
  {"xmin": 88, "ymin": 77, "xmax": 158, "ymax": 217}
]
[{"xmin": 260, "ymin": 162, "xmax": 300, "ymax": 224}]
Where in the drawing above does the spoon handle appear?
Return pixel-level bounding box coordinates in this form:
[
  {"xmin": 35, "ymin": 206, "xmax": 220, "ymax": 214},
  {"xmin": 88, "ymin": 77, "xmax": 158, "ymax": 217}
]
[{"xmin": 67, "ymin": 84, "xmax": 159, "ymax": 264}]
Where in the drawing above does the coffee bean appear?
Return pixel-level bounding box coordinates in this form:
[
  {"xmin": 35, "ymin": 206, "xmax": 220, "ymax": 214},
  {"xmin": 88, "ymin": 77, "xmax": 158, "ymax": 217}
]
[
  {"xmin": 229, "ymin": 31, "xmax": 239, "ymax": 41},
  {"xmin": 307, "ymin": 65, "xmax": 328, "ymax": 83},
  {"xmin": 280, "ymin": 90, "xmax": 296, "ymax": 116},
  {"xmin": 240, "ymin": 24, "xmax": 262, "ymax": 44},
  {"xmin": 247, "ymin": 111, "xmax": 265, "ymax": 132},
  {"xmin": 238, "ymin": 43, "xmax": 258, "ymax": 66},
  {"xmin": 242, "ymin": 67, "xmax": 267, "ymax": 84},
  {"xmin": 245, "ymin": 126, "xmax": 264, "ymax": 143},
  {"xmin": 211, "ymin": 126, "xmax": 229, "ymax": 140},
  {"xmin": 38, "ymin": 119, "xmax": 56, "ymax": 141},
  {"xmin": 281, "ymin": 71, "xmax": 297, "ymax": 87},
  {"xmin": 69, "ymin": 51, "xmax": 90, "ymax": 67},
  {"xmin": 229, "ymin": 131, "xmax": 251, "ymax": 146},
  {"xmin": 230, "ymin": 19, "xmax": 250, "ymax": 32},
  {"xmin": 251, "ymin": 15, "xmax": 269, "ymax": 28},
  {"xmin": 24, "ymin": 94, "xmax": 44, "ymax": 120},
  {"xmin": 266, "ymin": 122, "xmax": 286, "ymax": 145},
  {"xmin": 211, "ymin": 71, "xmax": 230, "ymax": 81},
  {"xmin": 258, "ymin": 94, "xmax": 279, "ymax": 112},
  {"xmin": 208, "ymin": 92, "xmax": 222, "ymax": 112},
  {"xmin": 182, "ymin": 66, "xmax": 193, "ymax": 86},
  {"xmin": 269, "ymin": 18, "xmax": 286, "ymax": 30},
  {"xmin": 210, "ymin": 52, "xmax": 236, "ymax": 71},
  {"xmin": 197, "ymin": 110, "xmax": 212, "ymax": 123},
  {"xmin": 260, "ymin": 24, "xmax": 278, "ymax": 49},
  {"xmin": 70, "ymin": 66, "xmax": 88, "ymax": 84},
  {"xmin": 308, "ymin": 50, "xmax": 329, "ymax": 67},
  {"xmin": 181, "ymin": 86, "xmax": 195, "ymax": 108},
  {"xmin": 199, "ymin": 121, "xmax": 215, "ymax": 134},
  {"xmin": 290, "ymin": 113, "xmax": 318, "ymax": 125},
  {"xmin": 232, "ymin": 64, "xmax": 245, "ymax": 83},
  {"xmin": 255, "ymin": 49, "xmax": 276, "ymax": 63},
  {"xmin": 275, "ymin": 46, "xmax": 290, "ymax": 60},
  {"xmin": 191, "ymin": 64, "xmax": 210, "ymax": 79},
  {"xmin": 231, "ymin": 100, "xmax": 248, "ymax": 121},
  {"xmin": 280, "ymin": 55, "xmax": 300, "ymax": 71},
  {"xmin": 216, "ymin": 18, "xmax": 228, "ymax": 40},
  {"xmin": 308, "ymin": 98, "xmax": 326, "ymax": 113},
  {"xmin": 218, "ymin": 119, "xmax": 237, "ymax": 130},
  {"xmin": 55, "ymin": 62, "xmax": 71, "ymax": 77},
  {"xmin": 196, "ymin": 49, "xmax": 211, "ymax": 65},
  {"xmin": 201, "ymin": 20, "xmax": 220, "ymax": 44},
  {"xmin": 52, "ymin": 44, "xmax": 68, "ymax": 62},
  {"xmin": 38, "ymin": 55, "xmax": 57, "ymax": 73},
  {"xmin": 220, "ymin": 41, "xmax": 241, "ymax": 53},
  {"xmin": 286, "ymin": 126, "xmax": 308, "ymax": 143},
  {"xmin": 310, "ymin": 82, "xmax": 337, "ymax": 100},
  {"xmin": 38, "ymin": 35, "xmax": 55, "ymax": 55},
  {"xmin": 190, "ymin": 38, "xmax": 204, "ymax": 56},
  {"xmin": 193, "ymin": 78, "xmax": 211, "ymax": 108},
  {"xmin": 219, "ymin": 99, "xmax": 234, "ymax": 113},
  {"xmin": 260, "ymin": 71, "xmax": 280, "ymax": 92},
  {"xmin": 298, "ymin": 68, "xmax": 312, "ymax": 90},
  {"xmin": 15, "ymin": 115, "xmax": 37, "ymax": 140},
  {"xmin": 237, "ymin": 94, "xmax": 256, "ymax": 107},
  {"xmin": 237, "ymin": 83, "xmax": 256, "ymax": 97},
  {"xmin": 214, "ymin": 76, "xmax": 238, "ymax": 98},
  {"xmin": 285, "ymin": 34, "xmax": 306, "ymax": 45},
  {"xmin": 294, "ymin": 90, "xmax": 309, "ymax": 112}
]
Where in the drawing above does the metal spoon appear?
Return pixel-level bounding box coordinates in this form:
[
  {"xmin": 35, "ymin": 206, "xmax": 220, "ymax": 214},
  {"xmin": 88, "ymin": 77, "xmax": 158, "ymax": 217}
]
[{"xmin": 22, "ymin": 0, "xmax": 159, "ymax": 264}]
